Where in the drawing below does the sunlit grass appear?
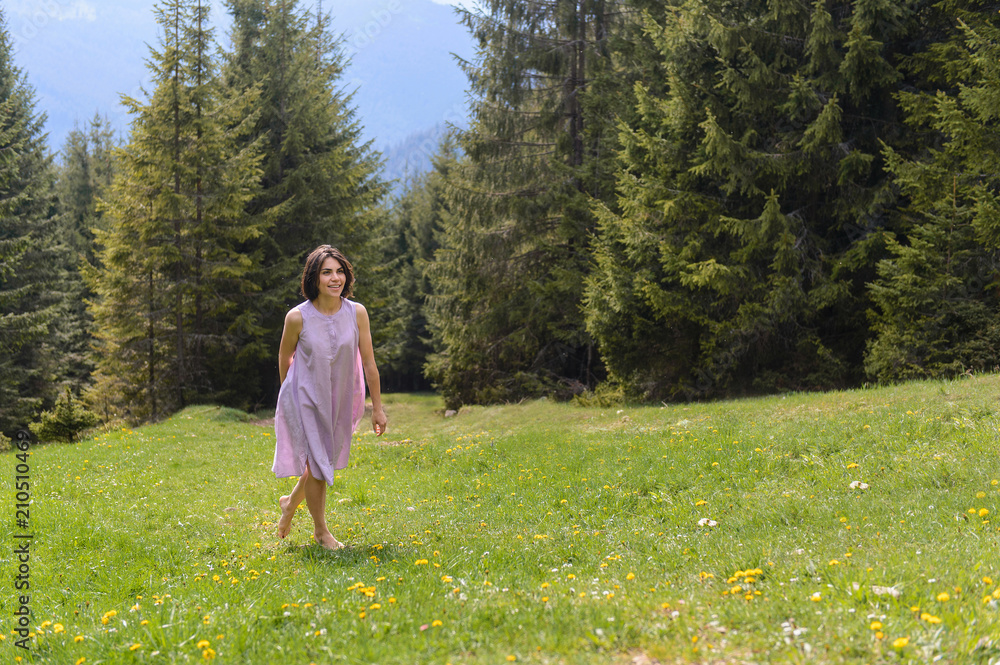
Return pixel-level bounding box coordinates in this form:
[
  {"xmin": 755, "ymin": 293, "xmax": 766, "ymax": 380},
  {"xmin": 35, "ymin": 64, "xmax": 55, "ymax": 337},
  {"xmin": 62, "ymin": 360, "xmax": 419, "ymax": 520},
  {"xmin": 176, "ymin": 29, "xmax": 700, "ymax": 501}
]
[{"xmin": 3, "ymin": 378, "xmax": 1000, "ymax": 663}]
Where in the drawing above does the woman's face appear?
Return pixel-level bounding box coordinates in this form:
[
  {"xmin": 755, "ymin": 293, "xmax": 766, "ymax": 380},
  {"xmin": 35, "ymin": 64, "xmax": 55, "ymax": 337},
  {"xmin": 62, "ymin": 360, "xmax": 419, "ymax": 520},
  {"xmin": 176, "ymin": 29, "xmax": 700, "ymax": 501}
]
[{"xmin": 317, "ymin": 256, "xmax": 345, "ymax": 299}]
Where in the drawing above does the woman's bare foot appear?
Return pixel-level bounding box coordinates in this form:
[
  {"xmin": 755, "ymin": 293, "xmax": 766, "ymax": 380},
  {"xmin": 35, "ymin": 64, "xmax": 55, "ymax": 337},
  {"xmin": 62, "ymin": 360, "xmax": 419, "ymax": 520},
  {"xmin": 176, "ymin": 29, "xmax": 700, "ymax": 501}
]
[
  {"xmin": 314, "ymin": 532, "xmax": 344, "ymax": 550},
  {"xmin": 277, "ymin": 495, "xmax": 295, "ymax": 539}
]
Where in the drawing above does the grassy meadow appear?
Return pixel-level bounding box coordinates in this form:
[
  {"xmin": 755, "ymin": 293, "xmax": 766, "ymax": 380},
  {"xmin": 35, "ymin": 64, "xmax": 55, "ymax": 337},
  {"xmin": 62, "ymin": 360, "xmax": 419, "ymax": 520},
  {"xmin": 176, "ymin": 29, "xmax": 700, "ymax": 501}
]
[{"xmin": 2, "ymin": 376, "xmax": 1000, "ymax": 663}]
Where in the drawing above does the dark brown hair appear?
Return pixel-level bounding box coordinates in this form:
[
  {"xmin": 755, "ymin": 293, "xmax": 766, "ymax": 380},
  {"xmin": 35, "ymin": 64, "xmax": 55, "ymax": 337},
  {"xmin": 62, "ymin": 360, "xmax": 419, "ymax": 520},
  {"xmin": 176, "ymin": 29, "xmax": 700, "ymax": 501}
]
[{"xmin": 301, "ymin": 245, "xmax": 355, "ymax": 301}]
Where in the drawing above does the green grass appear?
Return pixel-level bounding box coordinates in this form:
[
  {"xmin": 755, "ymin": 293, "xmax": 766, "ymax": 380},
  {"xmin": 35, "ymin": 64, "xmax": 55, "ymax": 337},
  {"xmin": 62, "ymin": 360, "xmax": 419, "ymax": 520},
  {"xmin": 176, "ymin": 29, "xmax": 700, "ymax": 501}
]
[{"xmin": 3, "ymin": 377, "xmax": 1000, "ymax": 663}]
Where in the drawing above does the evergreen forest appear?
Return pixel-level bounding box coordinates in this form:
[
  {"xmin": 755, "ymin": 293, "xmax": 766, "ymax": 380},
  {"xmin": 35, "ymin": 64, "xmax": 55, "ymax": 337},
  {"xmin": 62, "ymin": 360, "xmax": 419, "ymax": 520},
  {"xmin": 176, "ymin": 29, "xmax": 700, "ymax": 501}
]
[{"xmin": 3, "ymin": 0, "xmax": 1000, "ymax": 436}]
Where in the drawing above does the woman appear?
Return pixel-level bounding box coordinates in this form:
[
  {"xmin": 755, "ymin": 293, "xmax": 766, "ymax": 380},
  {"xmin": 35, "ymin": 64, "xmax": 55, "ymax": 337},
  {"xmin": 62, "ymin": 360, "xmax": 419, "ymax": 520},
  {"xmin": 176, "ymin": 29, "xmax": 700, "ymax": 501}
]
[{"xmin": 271, "ymin": 245, "xmax": 387, "ymax": 550}]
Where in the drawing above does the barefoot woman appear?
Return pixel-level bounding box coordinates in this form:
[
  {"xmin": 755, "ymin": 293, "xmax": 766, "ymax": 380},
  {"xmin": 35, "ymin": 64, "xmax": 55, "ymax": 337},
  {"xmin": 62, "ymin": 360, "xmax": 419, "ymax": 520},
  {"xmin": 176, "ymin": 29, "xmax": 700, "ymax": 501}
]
[{"xmin": 272, "ymin": 245, "xmax": 387, "ymax": 549}]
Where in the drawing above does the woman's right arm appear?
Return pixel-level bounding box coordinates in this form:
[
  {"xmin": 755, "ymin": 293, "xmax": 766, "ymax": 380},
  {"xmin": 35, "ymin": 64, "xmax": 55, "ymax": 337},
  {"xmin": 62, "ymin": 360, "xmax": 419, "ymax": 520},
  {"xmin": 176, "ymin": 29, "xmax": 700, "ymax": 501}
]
[{"xmin": 278, "ymin": 308, "xmax": 303, "ymax": 385}]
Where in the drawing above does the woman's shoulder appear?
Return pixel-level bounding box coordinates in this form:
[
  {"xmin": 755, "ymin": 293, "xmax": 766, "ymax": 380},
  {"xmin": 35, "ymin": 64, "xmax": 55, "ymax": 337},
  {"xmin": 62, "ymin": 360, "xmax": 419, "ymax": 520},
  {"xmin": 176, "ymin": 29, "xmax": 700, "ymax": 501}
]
[{"xmin": 285, "ymin": 301, "xmax": 310, "ymax": 324}]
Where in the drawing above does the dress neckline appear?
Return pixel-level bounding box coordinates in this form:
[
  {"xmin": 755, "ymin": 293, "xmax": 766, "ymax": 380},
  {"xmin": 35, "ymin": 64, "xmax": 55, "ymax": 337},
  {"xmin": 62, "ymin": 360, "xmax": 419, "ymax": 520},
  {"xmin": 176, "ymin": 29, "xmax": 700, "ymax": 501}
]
[{"xmin": 309, "ymin": 298, "xmax": 346, "ymax": 317}]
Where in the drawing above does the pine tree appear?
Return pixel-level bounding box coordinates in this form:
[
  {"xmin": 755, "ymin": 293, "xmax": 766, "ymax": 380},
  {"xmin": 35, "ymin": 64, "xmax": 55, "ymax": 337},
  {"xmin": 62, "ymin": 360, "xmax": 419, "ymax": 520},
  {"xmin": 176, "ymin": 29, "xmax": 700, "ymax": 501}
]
[
  {"xmin": 866, "ymin": 3, "xmax": 1000, "ymax": 381},
  {"xmin": 372, "ymin": 140, "xmax": 458, "ymax": 392},
  {"xmin": 85, "ymin": 0, "xmax": 262, "ymax": 421},
  {"xmin": 51, "ymin": 114, "xmax": 119, "ymax": 393},
  {"xmin": 0, "ymin": 8, "xmax": 58, "ymax": 434},
  {"xmin": 585, "ymin": 0, "xmax": 936, "ymax": 400},
  {"xmin": 221, "ymin": 0, "xmax": 385, "ymax": 408},
  {"xmin": 427, "ymin": 0, "xmax": 637, "ymax": 408}
]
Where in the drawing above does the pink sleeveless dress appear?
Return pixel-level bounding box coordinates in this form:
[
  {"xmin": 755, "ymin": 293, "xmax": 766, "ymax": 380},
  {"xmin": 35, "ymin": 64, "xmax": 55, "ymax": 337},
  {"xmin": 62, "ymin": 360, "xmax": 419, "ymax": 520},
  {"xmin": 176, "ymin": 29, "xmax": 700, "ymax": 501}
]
[{"xmin": 272, "ymin": 298, "xmax": 366, "ymax": 486}]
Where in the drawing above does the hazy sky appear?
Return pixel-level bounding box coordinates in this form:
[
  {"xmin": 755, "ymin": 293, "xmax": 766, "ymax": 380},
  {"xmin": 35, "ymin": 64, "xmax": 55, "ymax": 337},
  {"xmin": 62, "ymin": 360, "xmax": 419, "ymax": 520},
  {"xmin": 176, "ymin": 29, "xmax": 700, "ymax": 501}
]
[{"xmin": 4, "ymin": 0, "xmax": 476, "ymax": 151}]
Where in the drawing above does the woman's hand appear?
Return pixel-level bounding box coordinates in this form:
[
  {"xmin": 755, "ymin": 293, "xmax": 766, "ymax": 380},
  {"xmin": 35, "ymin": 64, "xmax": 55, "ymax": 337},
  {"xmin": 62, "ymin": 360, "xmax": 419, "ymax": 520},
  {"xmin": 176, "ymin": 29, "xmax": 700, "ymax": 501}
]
[{"xmin": 372, "ymin": 407, "xmax": 387, "ymax": 436}]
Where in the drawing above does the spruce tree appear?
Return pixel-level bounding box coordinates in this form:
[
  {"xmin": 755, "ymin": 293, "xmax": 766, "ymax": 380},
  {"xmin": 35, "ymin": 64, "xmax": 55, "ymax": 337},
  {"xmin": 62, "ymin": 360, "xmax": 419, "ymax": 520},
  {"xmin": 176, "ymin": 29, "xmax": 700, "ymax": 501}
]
[
  {"xmin": 0, "ymin": 8, "xmax": 58, "ymax": 434},
  {"xmin": 221, "ymin": 0, "xmax": 385, "ymax": 408},
  {"xmin": 372, "ymin": 140, "xmax": 458, "ymax": 392},
  {"xmin": 866, "ymin": 3, "xmax": 1000, "ymax": 381},
  {"xmin": 585, "ymin": 0, "xmax": 934, "ymax": 400},
  {"xmin": 51, "ymin": 114, "xmax": 119, "ymax": 393},
  {"xmin": 85, "ymin": 0, "xmax": 262, "ymax": 420},
  {"xmin": 427, "ymin": 0, "xmax": 635, "ymax": 408}
]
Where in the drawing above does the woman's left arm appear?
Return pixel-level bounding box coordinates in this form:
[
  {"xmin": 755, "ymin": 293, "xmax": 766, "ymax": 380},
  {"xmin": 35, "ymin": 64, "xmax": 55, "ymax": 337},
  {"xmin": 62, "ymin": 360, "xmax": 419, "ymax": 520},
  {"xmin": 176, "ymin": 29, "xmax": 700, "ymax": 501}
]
[{"xmin": 356, "ymin": 303, "xmax": 387, "ymax": 436}]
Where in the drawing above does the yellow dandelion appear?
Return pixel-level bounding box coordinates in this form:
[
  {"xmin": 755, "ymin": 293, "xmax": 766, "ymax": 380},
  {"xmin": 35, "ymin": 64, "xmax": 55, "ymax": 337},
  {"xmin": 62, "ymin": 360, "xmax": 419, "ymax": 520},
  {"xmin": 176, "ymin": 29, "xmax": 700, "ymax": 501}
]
[
  {"xmin": 431, "ymin": 620, "xmax": 443, "ymax": 627},
  {"xmin": 699, "ymin": 571, "xmax": 714, "ymax": 580},
  {"xmin": 977, "ymin": 491, "xmax": 987, "ymax": 499},
  {"xmin": 197, "ymin": 640, "xmax": 211, "ymax": 649},
  {"xmin": 130, "ymin": 644, "xmax": 142, "ymax": 651},
  {"xmin": 921, "ymin": 613, "xmax": 942, "ymax": 624},
  {"xmin": 74, "ymin": 636, "xmax": 84, "ymax": 643},
  {"xmin": 875, "ymin": 631, "xmax": 884, "ymax": 640},
  {"xmin": 730, "ymin": 585, "xmax": 743, "ymax": 594},
  {"xmin": 359, "ymin": 611, "xmax": 366, "ymax": 619},
  {"xmin": 53, "ymin": 624, "xmax": 64, "ymax": 634},
  {"xmin": 984, "ymin": 576, "xmax": 994, "ymax": 585},
  {"xmin": 567, "ymin": 573, "xmax": 576, "ymax": 580},
  {"xmin": 810, "ymin": 592, "xmax": 822, "ymax": 602},
  {"xmin": 829, "ymin": 560, "xmax": 840, "ymax": 566},
  {"xmin": 506, "ymin": 657, "xmax": 516, "ymax": 662},
  {"xmin": 980, "ymin": 508, "xmax": 990, "ymax": 518},
  {"xmin": 847, "ymin": 463, "xmax": 859, "ymax": 469},
  {"xmin": 541, "ymin": 582, "xmax": 550, "ymax": 589},
  {"xmin": 892, "ymin": 636, "xmax": 909, "ymax": 649},
  {"xmin": 869, "ymin": 620, "xmax": 882, "ymax": 630},
  {"xmin": 202, "ymin": 648, "xmax": 216, "ymax": 660},
  {"xmin": 937, "ymin": 592, "xmax": 950, "ymax": 602},
  {"xmin": 626, "ymin": 572, "xmax": 636, "ymax": 580},
  {"xmin": 76, "ymin": 659, "xmax": 86, "ymax": 665},
  {"xmin": 415, "ymin": 559, "xmax": 428, "ymax": 566},
  {"xmin": 369, "ymin": 603, "xmax": 381, "ymax": 610},
  {"xmin": 695, "ymin": 500, "xmax": 708, "ymax": 506}
]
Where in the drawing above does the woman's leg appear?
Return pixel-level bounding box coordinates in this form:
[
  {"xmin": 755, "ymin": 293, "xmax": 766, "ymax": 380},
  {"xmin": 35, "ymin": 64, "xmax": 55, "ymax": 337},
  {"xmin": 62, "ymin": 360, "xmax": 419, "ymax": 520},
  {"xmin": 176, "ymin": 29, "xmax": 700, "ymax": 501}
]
[
  {"xmin": 303, "ymin": 472, "xmax": 342, "ymax": 550},
  {"xmin": 277, "ymin": 466, "xmax": 310, "ymax": 539}
]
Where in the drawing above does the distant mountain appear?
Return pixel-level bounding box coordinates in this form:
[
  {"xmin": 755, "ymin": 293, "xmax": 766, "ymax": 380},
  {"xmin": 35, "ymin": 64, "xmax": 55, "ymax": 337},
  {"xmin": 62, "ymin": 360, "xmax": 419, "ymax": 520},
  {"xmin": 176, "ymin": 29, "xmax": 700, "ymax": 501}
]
[
  {"xmin": 380, "ymin": 122, "xmax": 460, "ymax": 195},
  {"xmin": 4, "ymin": 0, "xmax": 473, "ymax": 165}
]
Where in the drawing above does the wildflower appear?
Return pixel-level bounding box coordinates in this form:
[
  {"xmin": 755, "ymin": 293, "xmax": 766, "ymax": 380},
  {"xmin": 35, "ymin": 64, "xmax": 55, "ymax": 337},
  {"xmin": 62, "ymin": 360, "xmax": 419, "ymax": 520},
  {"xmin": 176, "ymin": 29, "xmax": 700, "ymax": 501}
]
[
  {"xmin": 506, "ymin": 657, "xmax": 516, "ymax": 662},
  {"xmin": 810, "ymin": 592, "xmax": 822, "ymax": 602},
  {"xmin": 977, "ymin": 492, "xmax": 987, "ymax": 499},
  {"xmin": 829, "ymin": 560, "xmax": 840, "ymax": 566},
  {"xmin": 369, "ymin": 604, "xmax": 381, "ymax": 610},
  {"xmin": 875, "ymin": 631, "xmax": 884, "ymax": 640},
  {"xmin": 202, "ymin": 648, "xmax": 216, "ymax": 660},
  {"xmin": 921, "ymin": 613, "xmax": 942, "ymax": 624},
  {"xmin": 937, "ymin": 592, "xmax": 950, "ymax": 602},
  {"xmin": 626, "ymin": 573, "xmax": 636, "ymax": 581},
  {"xmin": 415, "ymin": 559, "xmax": 428, "ymax": 566},
  {"xmin": 699, "ymin": 572, "xmax": 714, "ymax": 580},
  {"xmin": 980, "ymin": 508, "xmax": 990, "ymax": 518},
  {"xmin": 892, "ymin": 637, "xmax": 909, "ymax": 649},
  {"xmin": 870, "ymin": 621, "xmax": 882, "ymax": 631},
  {"xmin": 847, "ymin": 463, "xmax": 859, "ymax": 469},
  {"xmin": 74, "ymin": 636, "xmax": 84, "ymax": 643},
  {"xmin": 53, "ymin": 624, "xmax": 64, "ymax": 634},
  {"xmin": 197, "ymin": 640, "xmax": 211, "ymax": 649},
  {"xmin": 76, "ymin": 659, "xmax": 86, "ymax": 665},
  {"xmin": 984, "ymin": 577, "xmax": 994, "ymax": 585},
  {"xmin": 695, "ymin": 500, "xmax": 708, "ymax": 506},
  {"xmin": 432, "ymin": 620, "xmax": 443, "ymax": 627},
  {"xmin": 130, "ymin": 644, "xmax": 142, "ymax": 651}
]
